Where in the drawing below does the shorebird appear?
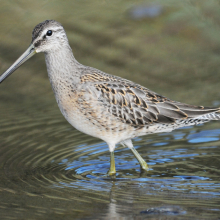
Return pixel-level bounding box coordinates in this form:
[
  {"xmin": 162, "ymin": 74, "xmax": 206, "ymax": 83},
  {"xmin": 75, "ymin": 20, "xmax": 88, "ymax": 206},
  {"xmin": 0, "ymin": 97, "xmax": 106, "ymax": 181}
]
[{"xmin": 0, "ymin": 20, "xmax": 220, "ymax": 175}]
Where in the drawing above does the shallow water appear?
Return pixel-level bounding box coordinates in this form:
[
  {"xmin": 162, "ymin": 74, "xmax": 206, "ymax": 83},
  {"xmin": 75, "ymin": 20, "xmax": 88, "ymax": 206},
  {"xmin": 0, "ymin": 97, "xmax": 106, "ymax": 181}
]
[
  {"xmin": 1, "ymin": 1, "xmax": 220, "ymax": 219},
  {"xmin": 0, "ymin": 91, "xmax": 220, "ymax": 219}
]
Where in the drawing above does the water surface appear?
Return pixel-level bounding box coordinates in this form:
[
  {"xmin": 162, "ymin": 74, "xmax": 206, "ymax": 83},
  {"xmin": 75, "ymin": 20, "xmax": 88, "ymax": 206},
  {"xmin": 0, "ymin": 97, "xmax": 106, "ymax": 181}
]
[{"xmin": 0, "ymin": 90, "xmax": 220, "ymax": 219}]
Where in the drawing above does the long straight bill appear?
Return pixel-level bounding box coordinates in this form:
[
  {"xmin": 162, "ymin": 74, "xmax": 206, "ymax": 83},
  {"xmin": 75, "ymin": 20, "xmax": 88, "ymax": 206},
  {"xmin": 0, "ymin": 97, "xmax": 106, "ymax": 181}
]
[{"xmin": 0, "ymin": 44, "xmax": 36, "ymax": 83}]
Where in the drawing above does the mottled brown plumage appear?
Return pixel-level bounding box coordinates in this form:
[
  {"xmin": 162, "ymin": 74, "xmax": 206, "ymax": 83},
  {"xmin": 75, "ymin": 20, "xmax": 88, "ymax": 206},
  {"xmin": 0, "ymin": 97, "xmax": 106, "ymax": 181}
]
[{"xmin": 79, "ymin": 70, "xmax": 220, "ymax": 127}]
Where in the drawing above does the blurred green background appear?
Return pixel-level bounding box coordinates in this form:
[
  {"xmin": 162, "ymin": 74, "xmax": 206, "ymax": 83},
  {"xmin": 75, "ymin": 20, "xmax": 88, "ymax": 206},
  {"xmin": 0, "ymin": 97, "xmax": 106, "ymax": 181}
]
[{"xmin": 1, "ymin": 0, "xmax": 220, "ymax": 107}]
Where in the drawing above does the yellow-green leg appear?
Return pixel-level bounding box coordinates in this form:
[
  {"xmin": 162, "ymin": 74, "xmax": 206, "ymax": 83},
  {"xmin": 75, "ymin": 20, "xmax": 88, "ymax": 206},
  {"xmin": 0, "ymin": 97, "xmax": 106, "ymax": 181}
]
[
  {"xmin": 108, "ymin": 152, "xmax": 116, "ymax": 175},
  {"xmin": 130, "ymin": 147, "xmax": 149, "ymax": 171}
]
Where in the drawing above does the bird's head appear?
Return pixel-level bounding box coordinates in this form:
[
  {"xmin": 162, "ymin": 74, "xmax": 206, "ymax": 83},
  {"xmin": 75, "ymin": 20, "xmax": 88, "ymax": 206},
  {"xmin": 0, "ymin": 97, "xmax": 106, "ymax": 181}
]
[{"xmin": 0, "ymin": 20, "xmax": 67, "ymax": 83}]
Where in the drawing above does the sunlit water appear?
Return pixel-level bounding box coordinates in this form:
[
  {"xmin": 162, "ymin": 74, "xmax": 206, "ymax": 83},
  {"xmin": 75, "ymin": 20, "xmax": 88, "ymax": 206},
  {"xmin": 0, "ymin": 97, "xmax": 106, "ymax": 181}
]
[{"xmin": 0, "ymin": 95, "xmax": 220, "ymax": 219}]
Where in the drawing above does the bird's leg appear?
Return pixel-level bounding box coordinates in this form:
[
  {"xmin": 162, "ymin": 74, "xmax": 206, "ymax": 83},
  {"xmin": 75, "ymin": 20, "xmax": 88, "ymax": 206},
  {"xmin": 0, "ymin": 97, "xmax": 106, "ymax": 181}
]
[
  {"xmin": 130, "ymin": 147, "xmax": 149, "ymax": 171},
  {"xmin": 108, "ymin": 151, "xmax": 116, "ymax": 175}
]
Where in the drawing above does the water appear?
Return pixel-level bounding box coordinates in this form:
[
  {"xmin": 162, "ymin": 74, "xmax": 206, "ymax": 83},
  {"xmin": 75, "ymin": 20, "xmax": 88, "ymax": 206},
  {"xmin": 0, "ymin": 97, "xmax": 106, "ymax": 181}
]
[
  {"xmin": 0, "ymin": 90, "xmax": 220, "ymax": 219},
  {"xmin": 1, "ymin": 1, "xmax": 220, "ymax": 219}
]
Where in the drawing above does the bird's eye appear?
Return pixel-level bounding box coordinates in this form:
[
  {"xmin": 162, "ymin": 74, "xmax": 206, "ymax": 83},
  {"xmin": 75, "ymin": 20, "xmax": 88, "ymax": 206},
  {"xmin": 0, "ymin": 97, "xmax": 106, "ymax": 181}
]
[{"xmin": 46, "ymin": 30, "xmax": 53, "ymax": 36}]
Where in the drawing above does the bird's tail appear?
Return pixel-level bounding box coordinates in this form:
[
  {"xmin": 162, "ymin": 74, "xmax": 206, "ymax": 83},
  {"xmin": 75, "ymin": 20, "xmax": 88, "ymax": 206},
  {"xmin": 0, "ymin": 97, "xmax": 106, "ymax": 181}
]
[{"xmin": 196, "ymin": 108, "xmax": 220, "ymax": 121}]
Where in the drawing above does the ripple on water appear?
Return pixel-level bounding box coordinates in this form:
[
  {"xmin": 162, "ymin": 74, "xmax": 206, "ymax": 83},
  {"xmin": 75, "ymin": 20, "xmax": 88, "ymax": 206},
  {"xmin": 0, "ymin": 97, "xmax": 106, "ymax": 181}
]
[
  {"xmin": 187, "ymin": 129, "xmax": 220, "ymax": 143},
  {"xmin": 0, "ymin": 104, "xmax": 220, "ymax": 218}
]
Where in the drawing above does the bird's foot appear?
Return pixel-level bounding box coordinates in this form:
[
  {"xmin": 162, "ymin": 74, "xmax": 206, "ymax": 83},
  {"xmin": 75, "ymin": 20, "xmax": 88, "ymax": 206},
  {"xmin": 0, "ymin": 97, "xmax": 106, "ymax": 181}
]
[
  {"xmin": 107, "ymin": 168, "xmax": 116, "ymax": 176},
  {"xmin": 140, "ymin": 161, "xmax": 149, "ymax": 172}
]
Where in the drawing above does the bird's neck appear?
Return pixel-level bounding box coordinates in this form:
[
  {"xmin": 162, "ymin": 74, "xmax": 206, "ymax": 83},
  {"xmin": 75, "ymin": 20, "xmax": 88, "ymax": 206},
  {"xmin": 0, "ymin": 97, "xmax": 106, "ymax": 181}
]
[{"xmin": 44, "ymin": 45, "xmax": 82, "ymax": 89}]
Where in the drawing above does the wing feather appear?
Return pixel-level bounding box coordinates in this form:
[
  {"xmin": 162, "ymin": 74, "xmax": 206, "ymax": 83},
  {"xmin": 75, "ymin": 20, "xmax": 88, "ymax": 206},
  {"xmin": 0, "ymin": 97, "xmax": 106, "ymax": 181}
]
[{"xmin": 80, "ymin": 71, "xmax": 219, "ymax": 127}]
